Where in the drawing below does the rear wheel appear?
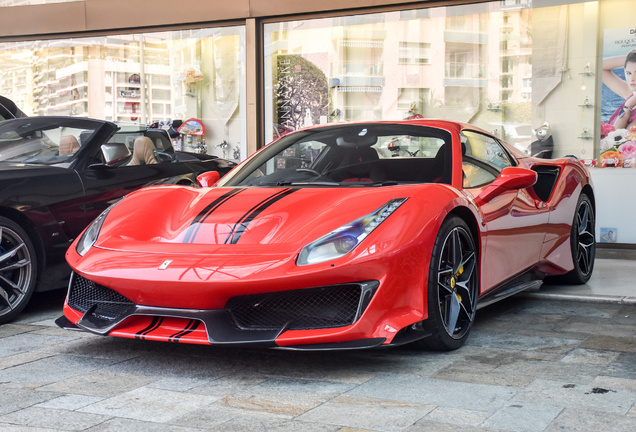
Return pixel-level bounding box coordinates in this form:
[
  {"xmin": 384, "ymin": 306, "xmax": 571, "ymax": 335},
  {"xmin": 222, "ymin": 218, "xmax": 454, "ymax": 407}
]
[
  {"xmin": 415, "ymin": 216, "xmax": 478, "ymax": 351},
  {"xmin": 546, "ymin": 194, "xmax": 595, "ymax": 285},
  {"xmin": 0, "ymin": 216, "xmax": 37, "ymax": 324}
]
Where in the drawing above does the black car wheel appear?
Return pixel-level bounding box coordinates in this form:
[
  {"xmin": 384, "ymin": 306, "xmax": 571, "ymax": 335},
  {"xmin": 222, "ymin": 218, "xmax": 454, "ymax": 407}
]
[
  {"xmin": 546, "ymin": 194, "xmax": 595, "ymax": 285},
  {"xmin": 0, "ymin": 216, "xmax": 37, "ymax": 324},
  {"xmin": 417, "ymin": 216, "xmax": 478, "ymax": 351}
]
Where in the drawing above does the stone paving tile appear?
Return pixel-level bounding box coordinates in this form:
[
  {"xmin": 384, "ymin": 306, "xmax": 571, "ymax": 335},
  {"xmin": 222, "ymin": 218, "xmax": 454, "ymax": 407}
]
[
  {"xmin": 4, "ymin": 332, "xmax": 79, "ymax": 346},
  {"xmin": 0, "ymin": 336, "xmax": 55, "ymax": 360},
  {"xmin": 0, "ymin": 388, "xmax": 60, "ymax": 416},
  {"xmin": 0, "ymin": 351, "xmax": 54, "ymax": 371},
  {"xmin": 579, "ymin": 335, "xmax": 636, "ymax": 353},
  {"xmin": 406, "ymin": 419, "xmax": 505, "ymax": 431},
  {"xmin": 37, "ymin": 337, "xmax": 151, "ymax": 362},
  {"xmin": 0, "ymin": 324, "xmax": 37, "ymax": 339},
  {"xmin": 544, "ymin": 408, "xmax": 636, "ymax": 431},
  {"xmin": 592, "ymin": 376, "xmax": 636, "ymax": 391},
  {"xmin": 481, "ymin": 402, "xmax": 563, "ymax": 432},
  {"xmin": 426, "ymin": 406, "xmax": 490, "ymax": 428},
  {"xmin": 560, "ymin": 321, "xmax": 636, "ymax": 338},
  {"xmin": 85, "ymin": 417, "xmax": 203, "ymax": 432},
  {"xmin": 261, "ymin": 377, "xmax": 357, "ymax": 394},
  {"xmin": 34, "ymin": 394, "xmax": 104, "ymax": 410},
  {"xmin": 424, "ymin": 406, "xmax": 489, "ymax": 427},
  {"xmin": 189, "ymin": 373, "xmax": 270, "ymax": 397},
  {"xmin": 502, "ymin": 300, "xmax": 616, "ymax": 319},
  {"xmin": 491, "ymin": 359, "xmax": 605, "ymax": 385},
  {"xmin": 209, "ymin": 415, "xmax": 341, "ymax": 432},
  {"xmin": 104, "ymin": 350, "xmax": 244, "ymax": 380},
  {"xmin": 431, "ymin": 360, "xmax": 535, "ymax": 388},
  {"xmin": 298, "ymin": 394, "xmax": 435, "ymax": 432},
  {"xmin": 36, "ymin": 369, "xmax": 160, "ymax": 398},
  {"xmin": 219, "ymin": 386, "xmax": 338, "ymax": 417},
  {"xmin": 600, "ymin": 352, "xmax": 636, "ymax": 380},
  {"xmin": 79, "ymin": 387, "xmax": 218, "ymax": 423},
  {"xmin": 559, "ymin": 348, "xmax": 620, "ymax": 365},
  {"xmin": 348, "ymin": 373, "xmax": 517, "ymax": 413},
  {"xmin": 514, "ymin": 378, "xmax": 636, "ymax": 415},
  {"xmin": 0, "ymin": 407, "xmax": 110, "ymax": 431},
  {"xmin": 0, "ymin": 355, "xmax": 116, "ymax": 384},
  {"xmin": 465, "ymin": 331, "xmax": 582, "ymax": 352},
  {"xmin": 171, "ymin": 404, "xmax": 306, "ymax": 430},
  {"xmin": 147, "ymin": 377, "xmax": 211, "ymax": 392}
]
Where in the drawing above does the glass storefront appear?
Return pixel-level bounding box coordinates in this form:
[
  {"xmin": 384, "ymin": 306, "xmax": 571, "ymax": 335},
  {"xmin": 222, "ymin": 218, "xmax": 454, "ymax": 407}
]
[
  {"xmin": 0, "ymin": 26, "xmax": 247, "ymax": 161},
  {"xmin": 262, "ymin": 0, "xmax": 636, "ymax": 243},
  {"xmin": 2, "ymin": 0, "xmax": 636, "ymax": 242}
]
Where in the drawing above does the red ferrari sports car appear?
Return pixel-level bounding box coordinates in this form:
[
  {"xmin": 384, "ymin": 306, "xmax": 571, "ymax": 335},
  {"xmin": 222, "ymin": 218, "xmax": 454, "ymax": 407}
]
[{"xmin": 56, "ymin": 120, "xmax": 595, "ymax": 351}]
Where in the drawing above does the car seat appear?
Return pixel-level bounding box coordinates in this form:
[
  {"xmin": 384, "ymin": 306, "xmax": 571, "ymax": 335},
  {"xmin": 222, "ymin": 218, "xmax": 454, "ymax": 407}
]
[
  {"xmin": 128, "ymin": 136, "xmax": 158, "ymax": 166},
  {"xmin": 59, "ymin": 135, "xmax": 80, "ymax": 156}
]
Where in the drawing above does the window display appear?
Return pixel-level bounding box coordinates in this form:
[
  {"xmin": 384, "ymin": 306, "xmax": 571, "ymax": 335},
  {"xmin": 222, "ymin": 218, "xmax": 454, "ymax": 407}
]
[{"xmin": 0, "ymin": 26, "xmax": 246, "ymax": 161}]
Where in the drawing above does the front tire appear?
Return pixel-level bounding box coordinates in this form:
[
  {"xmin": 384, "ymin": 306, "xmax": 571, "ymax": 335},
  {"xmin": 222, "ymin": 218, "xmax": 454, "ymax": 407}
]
[
  {"xmin": 416, "ymin": 216, "xmax": 478, "ymax": 351},
  {"xmin": 0, "ymin": 216, "xmax": 38, "ymax": 324}
]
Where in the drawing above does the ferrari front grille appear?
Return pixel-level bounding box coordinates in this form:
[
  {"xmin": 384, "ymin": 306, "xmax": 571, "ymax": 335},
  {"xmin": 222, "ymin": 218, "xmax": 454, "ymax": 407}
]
[
  {"xmin": 225, "ymin": 282, "xmax": 378, "ymax": 331},
  {"xmin": 68, "ymin": 273, "xmax": 135, "ymax": 321}
]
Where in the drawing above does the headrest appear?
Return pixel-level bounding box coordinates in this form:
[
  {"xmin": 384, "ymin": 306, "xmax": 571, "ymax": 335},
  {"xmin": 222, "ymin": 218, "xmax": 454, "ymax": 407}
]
[{"xmin": 59, "ymin": 135, "xmax": 80, "ymax": 156}]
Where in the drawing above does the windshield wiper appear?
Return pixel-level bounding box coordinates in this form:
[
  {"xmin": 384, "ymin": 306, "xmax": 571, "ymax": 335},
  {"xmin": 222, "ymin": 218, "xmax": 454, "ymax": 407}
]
[
  {"xmin": 372, "ymin": 181, "xmax": 399, "ymax": 186},
  {"xmin": 277, "ymin": 181, "xmax": 340, "ymax": 186}
]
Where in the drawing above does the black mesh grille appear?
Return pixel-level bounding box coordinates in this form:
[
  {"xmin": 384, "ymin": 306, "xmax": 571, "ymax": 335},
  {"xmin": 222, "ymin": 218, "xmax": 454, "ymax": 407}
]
[
  {"xmin": 226, "ymin": 284, "xmax": 363, "ymax": 331},
  {"xmin": 68, "ymin": 273, "xmax": 135, "ymax": 320}
]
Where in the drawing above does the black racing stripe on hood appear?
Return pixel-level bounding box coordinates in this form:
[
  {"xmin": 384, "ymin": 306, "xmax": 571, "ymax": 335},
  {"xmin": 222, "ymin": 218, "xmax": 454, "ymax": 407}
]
[
  {"xmin": 168, "ymin": 320, "xmax": 201, "ymax": 343},
  {"xmin": 225, "ymin": 188, "xmax": 298, "ymax": 245},
  {"xmin": 183, "ymin": 188, "xmax": 245, "ymax": 243},
  {"xmin": 135, "ymin": 316, "xmax": 163, "ymax": 340}
]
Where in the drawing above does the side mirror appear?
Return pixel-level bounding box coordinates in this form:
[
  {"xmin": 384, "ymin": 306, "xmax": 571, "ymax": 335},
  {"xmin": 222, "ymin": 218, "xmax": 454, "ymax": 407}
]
[
  {"xmin": 476, "ymin": 167, "xmax": 537, "ymax": 204},
  {"xmin": 197, "ymin": 171, "xmax": 220, "ymax": 187},
  {"xmin": 100, "ymin": 142, "xmax": 131, "ymax": 166}
]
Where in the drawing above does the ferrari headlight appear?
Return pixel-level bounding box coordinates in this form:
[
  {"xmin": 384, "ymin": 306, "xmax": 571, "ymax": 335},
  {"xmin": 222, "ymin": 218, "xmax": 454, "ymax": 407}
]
[
  {"xmin": 76, "ymin": 200, "xmax": 121, "ymax": 256},
  {"xmin": 297, "ymin": 198, "xmax": 408, "ymax": 266}
]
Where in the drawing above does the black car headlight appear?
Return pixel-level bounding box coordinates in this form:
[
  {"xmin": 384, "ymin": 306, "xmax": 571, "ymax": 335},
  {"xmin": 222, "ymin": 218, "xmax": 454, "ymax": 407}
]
[
  {"xmin": 297, "ymin": 198, "xmax": 408, "ymax": 266},
  {"xmin": 76, "ymin": 201, "xmax": 121, "ymax": 256}
]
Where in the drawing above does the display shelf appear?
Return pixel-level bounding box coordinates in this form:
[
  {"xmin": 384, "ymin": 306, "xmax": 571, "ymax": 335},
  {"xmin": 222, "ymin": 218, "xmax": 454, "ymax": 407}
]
[
  {"xmin": 578, "ymin": 104, "xmax": 594, "ymax": 108},
  {"xmin": 577, "ymin": 135, "xmax": 593, "ymax": 140}
]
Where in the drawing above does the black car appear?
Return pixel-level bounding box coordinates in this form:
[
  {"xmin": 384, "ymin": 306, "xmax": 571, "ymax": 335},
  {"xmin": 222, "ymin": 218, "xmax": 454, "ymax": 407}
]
[{"xmin": 0, "ymin": 116, "xmax": 236, "ymax": 323}]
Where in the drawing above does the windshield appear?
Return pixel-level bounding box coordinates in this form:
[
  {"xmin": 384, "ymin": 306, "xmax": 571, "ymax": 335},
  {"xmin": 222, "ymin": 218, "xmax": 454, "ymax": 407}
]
[
  {"xmin": 0, "ymin": 118, "xmax": 103, "ymax": 165},
  {"xmin": 220, "ymin": 123, "xmax": 453, "ymax": 187}
]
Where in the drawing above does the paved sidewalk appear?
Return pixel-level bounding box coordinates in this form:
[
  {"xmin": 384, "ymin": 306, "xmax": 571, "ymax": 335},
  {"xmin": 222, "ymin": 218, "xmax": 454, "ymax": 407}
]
[{"xmin": 1, "ymin": 268, "xmax": 636, "ymax": 431}]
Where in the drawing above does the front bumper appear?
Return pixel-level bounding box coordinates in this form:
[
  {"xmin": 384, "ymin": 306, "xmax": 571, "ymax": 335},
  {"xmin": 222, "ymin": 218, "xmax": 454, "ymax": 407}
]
[{"xmin": 59, "ymin": 272, "xmax": 409, "ymax": 349}]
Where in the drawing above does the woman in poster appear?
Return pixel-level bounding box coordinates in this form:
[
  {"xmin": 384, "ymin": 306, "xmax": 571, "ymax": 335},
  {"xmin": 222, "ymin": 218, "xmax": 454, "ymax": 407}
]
[{"xmin": 603, "ymin": 49, "xmax": 636, "ymax": 130}]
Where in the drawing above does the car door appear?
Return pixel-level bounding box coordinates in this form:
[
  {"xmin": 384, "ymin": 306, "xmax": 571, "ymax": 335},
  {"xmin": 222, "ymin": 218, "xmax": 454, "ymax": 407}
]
[
  {"xmin": 461, "ymin": 130, "xmax": 549, "ymax": 293},
  {"xmin": 76, "ymin": 140, "xmax": 203, "ymax": 227}
]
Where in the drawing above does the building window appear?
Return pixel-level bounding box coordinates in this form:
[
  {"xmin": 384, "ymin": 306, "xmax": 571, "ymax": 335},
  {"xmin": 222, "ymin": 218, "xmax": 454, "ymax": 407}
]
[{"xmin": 398, "ymin": 42, "xmax": 431, "ymax": 65}]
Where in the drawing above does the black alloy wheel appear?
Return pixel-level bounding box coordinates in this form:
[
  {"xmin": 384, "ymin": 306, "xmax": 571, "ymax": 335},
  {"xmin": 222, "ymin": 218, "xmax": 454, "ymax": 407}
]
[
  {"xmin": 546, "ymin": 194, "xmax": 595, "ymax": 285},
  {"xmin": 416, "ymin": 216, "xmax": 478, "ymax": 351},
  {"xmin": 0, "ymin": 216, "xmax": 37, "ymax": 324}
]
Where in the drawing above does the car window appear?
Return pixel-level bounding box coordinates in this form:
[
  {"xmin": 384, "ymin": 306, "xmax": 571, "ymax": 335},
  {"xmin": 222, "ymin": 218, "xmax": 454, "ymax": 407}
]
[
  {"xmin": 0, "ymin": 124, "xmax": 94, "ymax": 164},
  {"xmin": 461, "ymin": 130, "xmax": 514, "ymax": 188},
  {"xmin": 220, "ymin": 123, "xmax": 453, "ymax": 187}
]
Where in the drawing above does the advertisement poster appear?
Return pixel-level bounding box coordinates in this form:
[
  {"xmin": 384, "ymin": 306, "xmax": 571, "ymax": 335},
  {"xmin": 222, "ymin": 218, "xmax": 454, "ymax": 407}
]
[{"xmin": 600, "ymin": 26, "xmax": 636, "ymax": 168}]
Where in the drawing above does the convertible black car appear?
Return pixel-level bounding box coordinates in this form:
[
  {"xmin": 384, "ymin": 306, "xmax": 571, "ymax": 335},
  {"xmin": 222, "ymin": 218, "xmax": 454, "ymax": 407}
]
[{"xmin": 0, "ymin": 116, "xmax": 236, "ymax": 323}]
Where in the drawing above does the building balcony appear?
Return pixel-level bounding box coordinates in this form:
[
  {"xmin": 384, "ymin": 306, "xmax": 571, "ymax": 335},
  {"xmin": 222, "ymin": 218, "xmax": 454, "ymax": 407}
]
[{"xmin": 331, "ymin": 62, "xmax": 383, "ymax": 77}]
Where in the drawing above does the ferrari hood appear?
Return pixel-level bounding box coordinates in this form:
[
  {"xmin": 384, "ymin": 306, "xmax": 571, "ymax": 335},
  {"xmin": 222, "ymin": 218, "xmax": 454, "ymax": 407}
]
[{"xmin": 93, "ymin": 185, "xmax": 432, "ymax": 254}]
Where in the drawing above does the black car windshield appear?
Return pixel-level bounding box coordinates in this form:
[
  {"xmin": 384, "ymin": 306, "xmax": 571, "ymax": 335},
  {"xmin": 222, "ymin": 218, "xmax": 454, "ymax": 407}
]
[
  {"xmin": 0, "ymin": 117, "xmax": 105, "ymax": 165},
  {"xmin": 220, "ymin": 123, "xmax": 453, "ymax": 187}
]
